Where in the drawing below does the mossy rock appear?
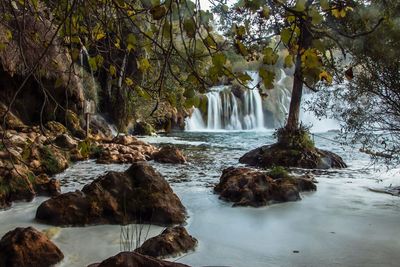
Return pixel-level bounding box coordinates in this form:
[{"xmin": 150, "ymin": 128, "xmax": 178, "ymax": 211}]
[
  {"xmin": 65, "ymin": 110, "xmax": 85, "ymax": 139},
  {"xmin": 38, "ymin": 146, "xmax": 69, "ymax": 175},
  {"xmin": 240, "ymin": 143, "xmax": 347, "ymax": 169},
  {"xmin": 45, "ymin": 121, "xmax": 67, "ymax": 135},
  {"xmin": 133, "ymin": 121, "xmax": 155, "ymax": 136}
]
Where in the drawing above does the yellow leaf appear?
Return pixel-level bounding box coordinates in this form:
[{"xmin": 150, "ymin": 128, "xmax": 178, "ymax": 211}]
[
  {"xmin": 284, "ymin": 55, "xmax": 293, "ymax": 68},
  {"xmin": 319, "ymin": 70, "xmax": 333, "ymax": 84},
  {"xmin": 125, "ymin": 77, "xmax": 134, "ymax": 86},
  {"xmin": 5, "ymin": 30, "xmax": 12, "ymax": 41},
  {"xmin": 138, "ymin": 58, "xmax": 150, "ymax": 72},
  {"xmin": 96, "ymin": 32, "xmax": 106, "ymax": 41},
  {"xmin": 109, "ymin": 65, "xmax": 117, "ymax": 77}
]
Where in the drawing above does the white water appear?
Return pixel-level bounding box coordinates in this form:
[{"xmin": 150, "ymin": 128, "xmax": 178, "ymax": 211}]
[
  {"xmin": 186, "ymin": 69, "xmax": 340, "ymax": 132},
  {"xmin": 185, "ymin": 72, "xmax": 265, "ymax": 131},
  {"xmin": 1, "ymin": 132, "xmax": 400, "ymax": 266}
]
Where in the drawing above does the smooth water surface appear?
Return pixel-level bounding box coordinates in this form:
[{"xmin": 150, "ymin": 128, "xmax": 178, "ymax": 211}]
[{"xmin": 1, "ymin": 130, "xmax": 400, "ymax": 267}]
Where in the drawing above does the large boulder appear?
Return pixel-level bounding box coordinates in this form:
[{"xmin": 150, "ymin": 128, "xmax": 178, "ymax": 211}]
[
  {"xmin": 153, "ymin": 146, "xmax": 186, "ymax": 164},
  {"xmin": 214, "ymin": 167, "xmax": 316, "ymax": 207},
  {"xmin": 52, "ymin": 134, "xmax": 78, "ymax": 149},
  {"xmin": 0, "ymin": 163, "xmax": 60, "ymax": 209},
  {"xmin": 0, "ymin": 227, "xmax": 64, "ymax": 267},
  {"xmin": 36, "ymin": 161, "xmax": 186, "ymax": 226},
  {"xmin": 135, "ymin": 226, "xmax": 197, "ymax": 259},
  {"xmin": 133, "ymin": 121, "xmax": 155, "ymax": 136},
  {"xmin": 239, "ymin": 143, "xmax": 347, "ymax": 169},
  {"xmin": 88, "ymin": 252, "xmax": 190, "ymax": 267}
]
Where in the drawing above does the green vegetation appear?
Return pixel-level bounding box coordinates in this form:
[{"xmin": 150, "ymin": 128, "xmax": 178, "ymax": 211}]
[
  {"xmin": 39, "ymin": 146, "xmax": 63, "ymax": 175},
  {"xmin": 78, "ymin": 139, "xmax": 103, "ymax": 159},
  {"xmin": 267, "ymin": 166, "xmax": 290, "ymax": 179},
  {"xmin": 274, "ymin": 125, "xmax": 314, "ymax": 150}
]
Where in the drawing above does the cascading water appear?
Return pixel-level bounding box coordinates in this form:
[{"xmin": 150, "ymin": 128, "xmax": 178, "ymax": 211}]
[{"xmin": 185, "ymin": 72, "xmax": 265, "ymax": 131}]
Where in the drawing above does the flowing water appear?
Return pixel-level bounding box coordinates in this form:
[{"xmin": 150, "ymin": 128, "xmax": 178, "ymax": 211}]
[
  {"xmin": 186, "ymin": 72, "xmax": 266, "ymax": 131},
  {"xmin": 1, "ymin": 130, "xmax": 400, "ymax": 267}
]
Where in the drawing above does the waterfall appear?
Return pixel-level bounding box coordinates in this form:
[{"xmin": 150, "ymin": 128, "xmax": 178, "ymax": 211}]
[
  {"xmin": 79, "ymin": 46, "xmax": 98, "ymax": 106},
  {"xmin": 185, "ymin": 73, "xmax": 266, "ymax": 131}
]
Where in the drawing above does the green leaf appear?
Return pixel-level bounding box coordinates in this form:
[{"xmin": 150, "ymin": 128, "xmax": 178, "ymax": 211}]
[
  {"xmin": 310, "ymin": 8, "xmax": 323, "ymax": 24},
  {"xmin": 137, "ymin": 58, "xmax": 151, "ymax": 72},
  {"xmin": 183, "ymin": 88, "xmax": 196, "ymax": 98},
  {"xmin": 140, "ymin": 0, "xmax": 160, "ymax": 9},
  {"xmin": 212, "ymin": 53, "xmax": 226, "ymax": 70},
  {"xmin": 280, "ymin": 28, "xmax": 293, "ymax": 45},
  {"xmin": 183, "ymin": 19, "xmax": 196, "ymax": 38},
  {"xmin": 237, "ymin": 72, "xmax": 252, "ymax": 83},
  {"xmin": 235, "ymin": 25, "xmax": 246, "ymax": 39},
  {"xmin": 263, "ymin": 47, "xmax": 278, "ymax": 65},
  {"xmin": 162, "ymin": 21, "xmax": 172, "ymax": 39},
  {"xmin": 261, "ymin": 6, "xmax": 270, "ymax": 18},
  {"xmin": 126, "ymin": 33, "xmax": 137, "ymax": 51},
  {"xmin": 284, "ymin": 55, "xmax": 293, "ymax": 68},
  {"xmin": 294, "ymin": 0, "xmax": 306, "ymax": 12},
  {"xmin": 235, "ymin": 40, "xmax": 248, "ymax": 56},
  {"xmin": 320, "ymin": 0, "xmax": 329, "ymax": 10},
  {"xmin": 259, "ymin": 68, "xmax": 275, "ymax": 89}
]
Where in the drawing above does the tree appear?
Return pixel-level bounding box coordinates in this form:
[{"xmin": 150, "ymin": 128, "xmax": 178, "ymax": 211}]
[
  {"xmin": 212, "ymin": 0, "xmax": 382, "ymax": 136},
  {"xmin": 0, "ymin": 0, "xmax": 226, "ymax": 131},
  {"xmin": 311, "ymin": 0, "xmax": 400, "ymax": 164}
]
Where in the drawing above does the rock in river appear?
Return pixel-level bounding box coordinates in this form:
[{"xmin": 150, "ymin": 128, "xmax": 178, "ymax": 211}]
[
  {"xmin": 135, "ymin": 226, "xmax": 197, "ymax": 259},
  {"xmin": 153, "ymin": 145, "xmax": 187, "ymax": 164},
  {"xmin": 0, "ymin": 227, "xmax": 64, "ymax": 267},
  {"xmin": 36, "ymin": 161, "xmax": 186, "ymax": 226},
  {"xmin": 88, "ymin": 251, "xmax": 190, "ymax": 267},
  {"xmin": 239, "ymin": 143, "xmax": 347, "ymax": 169},
  {"xmin": 214, "ymin": 167, "xmax": 317, "ymax": 207}
]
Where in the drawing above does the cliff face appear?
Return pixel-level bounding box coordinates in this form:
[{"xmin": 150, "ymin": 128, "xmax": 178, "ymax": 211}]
[{"xmin": 0, "ymin": 3, "xmax": 85, "ymax": 126}]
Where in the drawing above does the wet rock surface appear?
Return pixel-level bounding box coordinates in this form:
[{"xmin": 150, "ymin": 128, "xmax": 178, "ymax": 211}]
[
  {"xmin": 88, "ymin": 252, "xmax": 190, "ymax": 267},
  {"xmin": 214, "ymin": 167, "xmax": 317, "ymax": 207},
  {"xmin": 96, "ymin": 135, "xmax": 157, "ymax": 164},
  {"xmin": 0, "ymin": 227, "xmax": 64, "ymax": 267},
  {"xmin": 135, "ymin": 226, "xmax": 197, "ymax": 258},
  {"xmin": 36, "ymin": 161, "xmax": 186, "ymax": 226},
  {"xmin": 153, "ymin": 145, "xmax": 186, "ymax": 164},
  {"xmin": 239, "ymin": 143, "xmax": 347, "ymax": 169}
]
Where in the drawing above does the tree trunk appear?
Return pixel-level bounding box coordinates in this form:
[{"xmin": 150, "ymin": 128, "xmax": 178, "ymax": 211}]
[
  {"xmin": 285, "ymin": 19, "xmax": 313, "ymax": 131},
  {"xmin": 285, "ymin": 52, "xmax": 303, "ymax": 131}
]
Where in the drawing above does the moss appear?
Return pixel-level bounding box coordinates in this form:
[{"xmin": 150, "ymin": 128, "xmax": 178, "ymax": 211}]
[
  {"xmin": 40, "ymin": 146, "xmax": 62, "ymax": 175},
  {"xmin": 133, "ymin": 121, "xmax": 155, "ymax": 136},
  {"xmin": 267, "ymin": 166, "xmax": 290, "ymax": 179},
  {"xmin": 0, "ymin": 181, "xmax": 11, "ymax": 196},
  {"xmin": 78, "ymin": 139, "xmax": 103, "ymax": 159}
]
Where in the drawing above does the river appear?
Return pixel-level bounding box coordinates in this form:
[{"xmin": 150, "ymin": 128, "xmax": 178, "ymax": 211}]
[{"xmin": 0, "ymin": 130, "xmax": 399, "ymax": 267}]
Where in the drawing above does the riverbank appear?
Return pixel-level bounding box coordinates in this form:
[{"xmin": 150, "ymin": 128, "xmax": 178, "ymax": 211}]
[{"xmin": 1, "ymin": 131, "xmax": 399, "ymax": 266}]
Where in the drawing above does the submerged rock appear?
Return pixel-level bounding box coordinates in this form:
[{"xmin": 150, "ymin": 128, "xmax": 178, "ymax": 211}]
[
  {"xmin": 88, "ymin": 252, "xmax": 190, "ymax": 267},
  {"xmin": 214, "ymin": 167, "xmax": 316, "ymax": 207},
  {"xmin": 153, "ymin": 145, "xmax": 186, "ymax": 164},
  {"xmin": 36, "ymin": 161, "xmax": 186, "ymax": 226},
  {"xmin": 239, "ymin": 143, "xmax": 347, "ymax": 169},
  {"xmin": 0, "ymin": 227, "xmax": 64, "ymax": 267},
  {"xmin": 135, "ymin": 226, "xmax": 197, "ymax": 259}
]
